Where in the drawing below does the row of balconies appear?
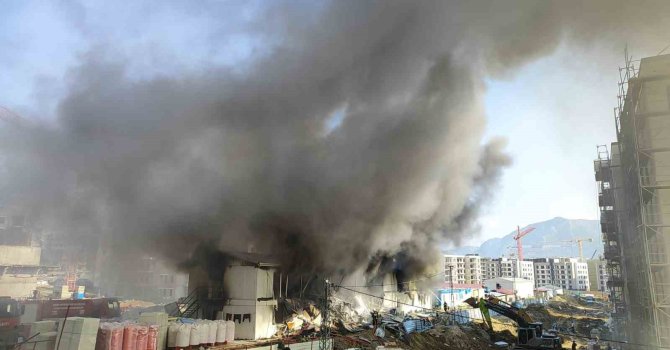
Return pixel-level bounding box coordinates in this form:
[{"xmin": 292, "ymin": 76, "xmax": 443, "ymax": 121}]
[
  {"xmin": 604, "ymin": 245, "xmax": 622, "ymax": 261},
  {"xmin": 598, "ymin": 188, "xmax": 615, "ymax": 207},
  {"xmin": 594, "ymin": 160, "xmax": 612, "ymax": 182},
  {"xmin": 607, "ymin": 275, "xmax": 624, "ymax": 288}
]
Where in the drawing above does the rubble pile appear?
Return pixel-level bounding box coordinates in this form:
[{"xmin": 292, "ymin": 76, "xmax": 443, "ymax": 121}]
[
  {"xmin": 327, "ymin": 306, "xmax": 520, "ymax": 350},
  {"xmin": 546, "ymin": 298, "xmax": 609, "ymax": 319},
  {"xmin": 524, "ymin": 298, "xmax": 611, "ymax": 341},
  {"xmin": 411, "ymin": 324, "xmax": 506, "ymax": 350}
]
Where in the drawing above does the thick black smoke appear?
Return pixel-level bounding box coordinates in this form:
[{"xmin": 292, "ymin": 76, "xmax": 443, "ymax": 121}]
[{"xmin": 1, "ymin": 0, "xmax": 670, "ymax": 282}]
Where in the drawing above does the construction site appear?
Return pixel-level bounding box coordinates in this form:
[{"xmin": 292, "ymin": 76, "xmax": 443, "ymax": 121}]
[{"xmin": 4, "ymin": 1, "xmax": 670, "ymax": 350}]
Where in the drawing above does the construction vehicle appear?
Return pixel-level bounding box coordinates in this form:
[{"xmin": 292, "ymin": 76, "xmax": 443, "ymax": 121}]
[
  {"xmin": 465, "ymin": 296, "xmax": 562, "ymax": 349},
  {"xmin": 0, "ymin": 297, "xmax": 24, "ymax": 350}
]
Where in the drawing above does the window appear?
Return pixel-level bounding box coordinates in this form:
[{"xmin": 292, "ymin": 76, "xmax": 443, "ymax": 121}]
[{"xmin": 160, "ymin": 274, "xmax": 169, "ymax": 283}]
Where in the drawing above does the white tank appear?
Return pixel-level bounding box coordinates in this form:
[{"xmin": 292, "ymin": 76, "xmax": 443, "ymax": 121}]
[
  {"xmin": 215, "ymin": 321, "xmax": 227, "ymax": 343},
  {"xmin": 207, "ymin": 321, "xmax": 217, "ymax": 344},
  {"xmin": 167, "ymin": 323, "xmax": 178, "ymax": 348},
  {"xmin": 189, "ymin": 323, "xmax": 200, "ymax": 346},
  {"xmin": 175, "ymin": 324, "xmax": 191, "ymax": 348},
  {"xmin": 225, "ymin": 320, "xmax": 235, "ymax": 342},
  {"xmin": 198, "ymin": 322, "xmax": 208, "ymax": 345}
]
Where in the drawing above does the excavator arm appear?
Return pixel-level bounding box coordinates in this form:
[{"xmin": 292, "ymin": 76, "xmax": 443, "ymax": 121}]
[
  {"xmin": 464, "ymin": 297, "xmax": 562, "ymax": 349},
  {"xmin": 464, "ymin": 297, "xmax": 533, "ymax": 328}
]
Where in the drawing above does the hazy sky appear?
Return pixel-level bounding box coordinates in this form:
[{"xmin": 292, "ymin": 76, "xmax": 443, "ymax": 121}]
[{"xmin": 0, "ymin": 1, "xmax": 662, "ymax": 245}]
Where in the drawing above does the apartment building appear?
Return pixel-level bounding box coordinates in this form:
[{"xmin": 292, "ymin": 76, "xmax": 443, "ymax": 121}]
[
  {"xmin": 480, "ymin": 258, "xmax": 534, "ymax": 282},
  {"xmin": 532, "ymin": 258, "xmax": 556, "ymax": 287},
  {"xmin": 444, "ymin": 254, "xmax": 482, "ymax": 284},
  {"xmin": 447, "ymin": 254, "xmax": 593, "ymax": 291},
  {"xmin": 587, "ymin": 259, "xmax": 608, "ymax": 292},
  {"xmin": 530, "ymin": 258, "xmax": 589, "ymax": 290},
  {"xmin": 593, "ymin": 53, "xmax": 670, "ymax": 345},
  {"xmin": 481, "ymin": 257, "xmax": 499, "ymax": 281}
]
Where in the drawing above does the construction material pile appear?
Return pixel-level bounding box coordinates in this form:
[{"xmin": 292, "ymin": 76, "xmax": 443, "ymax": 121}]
[
  {"xmin": 25, "ymin": 320, "xmax": 59, "ymax": 350},
  {"xmin": 59, "ymin": 317, "xmax": 100, "ymax": 350},
  {"xmin": 281, "ymin": 303, "xmax": 323, "ymax": 335}
]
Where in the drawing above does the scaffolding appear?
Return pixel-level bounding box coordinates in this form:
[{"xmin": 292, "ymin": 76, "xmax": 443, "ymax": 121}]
[
  {"xmin": 594, "ymin": 144, "xmax": 627, "ymax": 339},
  {"xmin": 597, "ymin": 50, "xmax": 670, "ymax": 348}
]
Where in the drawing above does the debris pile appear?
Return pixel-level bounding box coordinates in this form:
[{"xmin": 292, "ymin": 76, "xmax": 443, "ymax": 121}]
[
  {"xmin": 278, "ymin": 293, "xmax": 612, "ymax": 349},
  {"xmin": 523, "ymin": 295, "xmax": 611, "ymax": 341}
]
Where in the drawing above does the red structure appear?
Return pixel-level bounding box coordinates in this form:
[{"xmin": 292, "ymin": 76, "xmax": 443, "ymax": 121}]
[{"xmin": 513, "ymin": 226, "xmax": 535, "ymax": 261}]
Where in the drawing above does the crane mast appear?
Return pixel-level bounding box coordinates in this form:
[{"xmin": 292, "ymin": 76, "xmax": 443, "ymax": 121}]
[{"xmin": 513, "ymin": 226, "xmax": 536, "ymax": 261}]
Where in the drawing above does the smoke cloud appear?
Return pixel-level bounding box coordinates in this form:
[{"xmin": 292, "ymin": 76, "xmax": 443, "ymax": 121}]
[{"xmin": 1, "ymin": 0, "xmax": 670, "ymax": 281}]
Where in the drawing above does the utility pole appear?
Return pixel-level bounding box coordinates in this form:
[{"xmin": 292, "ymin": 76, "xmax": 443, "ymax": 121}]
[
  {"xmin": 448, "ymin": 265, "xmax": 455, "ymax": 308},
  {"xmin": 319, "ymin": 279, "xmax": 330, "ymax": 350}
]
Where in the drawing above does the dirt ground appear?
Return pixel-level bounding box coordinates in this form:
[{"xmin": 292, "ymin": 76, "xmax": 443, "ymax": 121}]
[
  {"xmin": 331, "ymin": 294, "xmax": 611, "ymax": 349},
  {"xmin": 333, "ymin": 322, "xmax": 516, "ymax": 350}
]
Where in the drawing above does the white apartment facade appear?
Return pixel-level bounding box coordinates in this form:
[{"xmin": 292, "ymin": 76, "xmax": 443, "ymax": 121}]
[
  {"xmin": 532, "ymin": 258, "xmax": 555, "ymax": 287},
  {"xmin": 444, "ymin": 254, "xmax": 482, "ymax": 285},
  {"xmin": 481, "ymin": 258, "xmax": 534, "ymax": 283},
  {"xmin": 481, "ymin": 258, "xmax": 499, "ymax": 281},
  {"xmin": 447, "ymin": 254, "xmax": 592, "ymax": 291},
  {"xmin": 531, "ymin": 258, "xmax": 590, "ymax": 290}
]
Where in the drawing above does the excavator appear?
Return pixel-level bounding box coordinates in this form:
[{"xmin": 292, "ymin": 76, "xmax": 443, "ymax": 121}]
[{"xmin": 464, "ymin": 296, "xmax": 562, "ymax": 349}]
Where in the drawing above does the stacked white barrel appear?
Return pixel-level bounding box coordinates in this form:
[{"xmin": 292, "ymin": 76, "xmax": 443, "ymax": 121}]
[
  {"xmin": 166, "ymin": 319, "xmax": 234, "ymax": 349},
  {"xmin": 215, "ymin": 321, "xmax": 227, "ymax": 345},
  {"xmin": 174, "ymin": 324, "xmax": 191, "ymax": 349},
  {"xmin": 225, "ymin": 320, "xmax": 234, "ymax": 343}
]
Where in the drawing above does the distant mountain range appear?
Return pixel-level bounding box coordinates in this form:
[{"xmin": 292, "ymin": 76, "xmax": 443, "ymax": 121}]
[{"xmin": 447, "ymin": 217, "xmax": 602, "ymax": 259}]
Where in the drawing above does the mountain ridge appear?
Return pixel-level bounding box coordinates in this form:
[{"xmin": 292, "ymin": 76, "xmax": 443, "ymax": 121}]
[{"xmin": 447, "ymin": 217, "xmax": 602, "ymax": 259}]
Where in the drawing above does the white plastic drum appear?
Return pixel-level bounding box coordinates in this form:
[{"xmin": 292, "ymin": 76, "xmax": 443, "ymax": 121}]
[
  {"xmin": 207, "ymin": 321, "xmax": 217, "ymax": 344},
  {"xmin": 167, "ymin": 323, "xmax": 178, "ymax": 348},
  {"xmin": 189, "ymin": 324, "xmax": 200, "ymax": 346},
  {"xmin": 215, "ymin": 321, "xmax": 227, "ymax": 344},
  {"xmin": 197, "ymin": 322, "xmax": 208, "ymax": 345},
  {"xmin": 225, "ymin": 320, "xmax": 235, "ymax": 343},
  {"xmin": 176, "ymin": 324, "xmax": 191, "ymax": 348}
]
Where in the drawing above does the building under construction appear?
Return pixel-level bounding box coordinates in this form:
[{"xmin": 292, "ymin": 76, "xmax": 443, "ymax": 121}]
[{"xmin": 594, "ymin": 52, "xmax": 670, "ymax": 348}]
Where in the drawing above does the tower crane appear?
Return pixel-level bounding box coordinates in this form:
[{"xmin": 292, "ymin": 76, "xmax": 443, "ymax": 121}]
[
  {"xmin": 542, "ymin": 238, "xmax": 593, "ymax": 260},
  {"xmin": 509, "ymin": 237, "xmax": 594, "ymax": 260},
  {"xmin": 513, "ymin": 226, "xmax": 536, "ymax": 261}
]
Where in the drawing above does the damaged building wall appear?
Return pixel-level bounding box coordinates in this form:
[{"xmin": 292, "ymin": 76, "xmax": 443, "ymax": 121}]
[
  {"xmin": 222, "ymin": 265, "xmax": 277, "ymax": 340},
  {"xmin": 187, "ymin": 252, "xmax": 280, "ymax": 340}
]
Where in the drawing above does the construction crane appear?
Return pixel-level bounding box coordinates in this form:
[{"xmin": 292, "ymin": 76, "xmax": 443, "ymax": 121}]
[
  {"xmin": 573, "ymin": 238, "xmax": 593, "ymax": 260},
  {"xmin": 509, "ymin": 238, "xmax": 595, "ymax": 260},
  {"xmin": 513, "ymin": 226, "xmax": 536, "ymax": 261},
  {"xmin": 542, "ymin": 238, "xmax": 593, "ymax": 260}
]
